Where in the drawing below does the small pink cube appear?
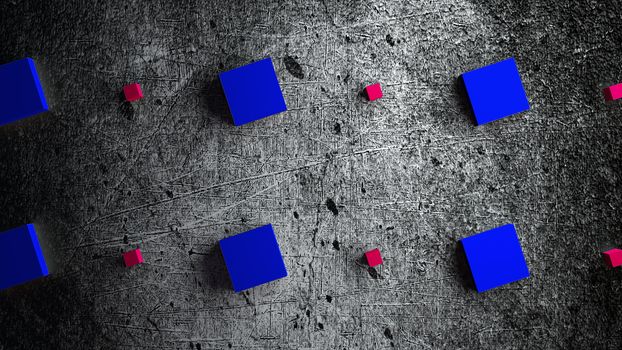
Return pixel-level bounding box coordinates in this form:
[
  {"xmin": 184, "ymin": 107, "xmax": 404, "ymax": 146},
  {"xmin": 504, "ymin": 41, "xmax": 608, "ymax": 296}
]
[
  {"xmin": 603, "ymin": 248, "xmax": 622, "ymax": 268},
  {"xmin": 603, "ymin": 83, "xmax": 622, "ymax": 101},
  {"xmin": 365, "ymin": 83, "xmax": 383, "ymax": 101},
  {"xmin": 364, "ymin": 248, "xmax": 383, "ymax": 267},
  {"xmin": 123, "ymin": 248, "xmax": 144, "ymax": 267},
  {"xmin": 123, "ymin": 83, "xmax": 144, "ymax": 102}
]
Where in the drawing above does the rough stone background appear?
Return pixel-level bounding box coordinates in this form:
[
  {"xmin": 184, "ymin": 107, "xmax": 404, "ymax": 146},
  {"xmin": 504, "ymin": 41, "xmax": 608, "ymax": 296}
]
[{"xmin": 0, "ymin": 0, "xmax": 622, "ymax": 349}]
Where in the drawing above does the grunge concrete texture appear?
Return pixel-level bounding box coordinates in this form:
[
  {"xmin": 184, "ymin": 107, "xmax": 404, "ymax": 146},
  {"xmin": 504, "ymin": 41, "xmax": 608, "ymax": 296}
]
[{"xmin": 0, "ymin": 0, "xmax": 621, "ymax": 349}]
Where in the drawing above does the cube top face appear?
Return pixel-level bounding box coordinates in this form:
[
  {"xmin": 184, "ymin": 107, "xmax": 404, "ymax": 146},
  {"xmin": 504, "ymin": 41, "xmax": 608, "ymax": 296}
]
[
  {"xmin": 462, "ymin": 57, "xmax": 530, "ymax": 125},
  {"xmin": 0, "ymin": 224, "xmax": 49, "ymax": 291},
  {"xmin": 219, "ymin": 224, "xmax": 288, "ymax": 292},
  {"xmin": 123, "ymin": 83, "xmax": 143, "ymax": 102},
  {"xmin": 603, "ymin": 83, "xmax": 622, "ymax": 101},
  {"xmin": 365, "ymin": 83, "xmax": 383, "ymax": 101},
  {"xmin": 365, "ymin": 248, "xmax": 383, "ymax": 267},
  {"xmin": 123, "ymin": 249, "xmax": 144, "ymax": 267},
  {"xmin": 219, "ymin": 58, "xmax": 287, "ymax": 126},
  {"xmin": 0, "ymin": 58, "xmax": 49, "ymax": 127},
  {"xmin": 460, "ymin": 223, "xmax": 529, "ymax": 293},
  {"xmin": 603, "ymin": 248, "xmax": 622, "ymax": 268}
]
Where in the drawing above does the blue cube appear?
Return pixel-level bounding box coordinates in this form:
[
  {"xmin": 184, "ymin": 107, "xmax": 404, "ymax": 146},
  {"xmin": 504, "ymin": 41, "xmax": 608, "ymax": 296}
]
[
  {"xmin": 219, "ymin": 224, "xmax": 287, "ymax": 292},
  {"xmin": 460, "ymin": 224, "xmax": 529, "ymax": 293},
  {"xmin": 0, "ymin": 224, "xmax": 49, "ymax": 291},
  {"xmin": 219, "ymin": 58, "xmax": 287, "ymax": 126},
  {"xmin": 0, "ymin": 58, "xmax": 49, "ymax": 127},
  {"xmin": 461, "ymin": 57, "xmax": 529, "ymax": 125}
]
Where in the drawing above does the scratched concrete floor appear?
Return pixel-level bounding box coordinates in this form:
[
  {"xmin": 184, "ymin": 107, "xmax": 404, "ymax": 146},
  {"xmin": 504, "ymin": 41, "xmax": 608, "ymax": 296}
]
[{"xmin": 1, "ymin": 0, "xmax": 622, "ymax": 349}]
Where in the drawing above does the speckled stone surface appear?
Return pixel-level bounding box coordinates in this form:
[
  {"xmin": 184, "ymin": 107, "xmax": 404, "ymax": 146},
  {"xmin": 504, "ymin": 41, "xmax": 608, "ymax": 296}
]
[{"xmin": 1, "ymin": 1, "xmax": 622, "ymax": 349}]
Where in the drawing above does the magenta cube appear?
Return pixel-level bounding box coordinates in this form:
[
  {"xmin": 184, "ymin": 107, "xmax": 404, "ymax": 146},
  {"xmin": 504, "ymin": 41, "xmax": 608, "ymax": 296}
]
[
  {"xmin": 123, "ymin": 248, "xmax": 144, "ymax": 267},
  {"xmin": 603, "ymin": 248, "xmax": 622, "ymax": 268},
  {"xmin": 603, "ymin": 83, "xmax": 622, "ymax": 101},
  {"xmin": 123, "ymin": 83, "xmax": 143, "ymax": 102},
  {"xmin": 365, "ymin": 83, "xmax": 383, "ymax": 101},
  {"xmin": 365, "ymin": 248, "xmax": 383, "ymax": 267}
]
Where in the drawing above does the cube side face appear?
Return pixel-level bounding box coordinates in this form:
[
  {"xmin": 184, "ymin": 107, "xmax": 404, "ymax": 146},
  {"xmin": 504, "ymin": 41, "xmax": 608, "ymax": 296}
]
[
  {"xmin": 135, "ymin": 249, "xmax": 144, "ymax": 264},
  {"xmin": 602, "ymin": 251, "xmax": 614, "ymax": 267},
  {"xmin": 461, "ymin": 224, "xmax": 529, "ymax": 293},
  {"xmin": 0, "ymin": 58, "xmax": 49, "ymax": 127},
  {"xmin": 219, "ymin": 224, "xmax": 288, "ymax": 292},
  {"xmin": 365, "ymin": 249, "xmax": 383, "ymax": 267},
  {"xmin": 219, "ymin": 58, "xmax": 287, "ymax": 126},
  {"xmin": 462, "ymin": 58, "xmax": 530, "ymax": 125},
  {"xmin": 25, "ymin": 224, "xmax": 49, "ymax": 276},
  {"xmin": 603, "ymin": 87, "xmax": 614, "ymax": 101},
  {"xmin": 27, "ymin": 59, "xmax": 49, "ymax": 114},
  {"xmin": 0, "ymin": 224, "xmax": 49, "ymax": 291},
  {"xmin": 366, "ymin": 83, "xmax": 383, "ymax": 101}
]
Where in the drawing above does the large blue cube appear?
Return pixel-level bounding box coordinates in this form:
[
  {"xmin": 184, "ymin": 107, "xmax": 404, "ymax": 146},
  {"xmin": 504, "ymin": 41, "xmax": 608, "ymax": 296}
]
[
  {"xmin": 219, "ymin": 224, "xmax": 287, "ymax": 292},
  {"xmin": 461, "ymin": 57, "xmax": 529, "ymax": 125},
  {"xmin": 0, "ymin": 224, "xmax": 49, "ymax": 291},
  {"xmin": 0, "ymin": 58, "xmax": 49, "ymax": 127},
  {"xmin": 219, "ymin": 57, "xmax": 287, "ymax": 126},
  {"xmin": 460, "ymin": 224, "xmax": 529, "ymax": 293}
]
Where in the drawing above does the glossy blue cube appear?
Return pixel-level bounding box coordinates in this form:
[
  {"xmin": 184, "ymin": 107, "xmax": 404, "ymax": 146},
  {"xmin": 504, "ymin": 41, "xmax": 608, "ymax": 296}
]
[
  {"xmin": 0, "ymin": 224, "xmax": 49, "ymax": 291},
  {"xmin": 460, "ymin": 224, "xmax": 529, "ymax": 293},
  {"xmin": 462, "ymin": 57, "xmax": 529, "ymax": 125},
  {"xmin": 219, "ymin": 58, "xmax": 287, "ymax": 126},
  {"xmin": 219, "ymin": 224, "xmax": 287, "ymax": 292},
  {"xmin": 0, "ymin": 58, "xmax": 49, "ymax": 127}
]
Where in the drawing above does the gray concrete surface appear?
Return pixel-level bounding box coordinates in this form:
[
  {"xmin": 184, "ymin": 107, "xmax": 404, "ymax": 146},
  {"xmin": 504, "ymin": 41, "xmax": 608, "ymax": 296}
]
[{"xmin": 1, "ymin": 0, "xmax": 622, "ymax": 349}]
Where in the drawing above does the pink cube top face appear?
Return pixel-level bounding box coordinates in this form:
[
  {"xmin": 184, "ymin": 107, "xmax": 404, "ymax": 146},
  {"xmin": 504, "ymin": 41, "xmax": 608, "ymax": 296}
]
[
  {"xmin": 365, "ymin": 83, "xmax": 383, "ymax": 101},
  {"xmin": 123, "ymin": 248, "xmax": 144, "ymax": 267},
  {"xmin": 365, "ymin": 248, "xmax": 383, "ymax": 267},
  {"xmin": 603, "ymin": 248, "xmax": 622, "ymax": 268},
  {"xmin": 603, "ymin": 83, "xmax": 622, "ymax": 101},
  {"xmin": 123, "ymin": 83, "xmax": 143, "ymax": 102}
]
